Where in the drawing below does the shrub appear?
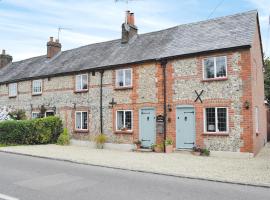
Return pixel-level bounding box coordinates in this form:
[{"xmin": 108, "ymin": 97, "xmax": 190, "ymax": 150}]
[
  {"xmin": 0, "ymin": 116, "xmax": 63, "ymax": 145},
  {"xmin": 165, "ymin": 138, "xmax": 173, "ymax": 146},
  {"xmin": 8, "ymin": 109, "xmax": 27, "ymax": 120},
  {"xmin": 57, "ymin": 128, "xmax": 70, "ymax": 145},
  {"xmin": 95, "ymin": 134, "xmax": 107, "ymax": 149}
]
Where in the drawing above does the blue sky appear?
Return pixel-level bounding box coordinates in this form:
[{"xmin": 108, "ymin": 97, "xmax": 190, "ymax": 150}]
[{"xmin": 0, "ymin": 0, "xmax": 270, "ymax": 61}]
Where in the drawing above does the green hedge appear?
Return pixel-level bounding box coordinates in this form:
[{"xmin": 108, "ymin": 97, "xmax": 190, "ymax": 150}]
[{"xmin": 0, "ymin": 116, "xmax": 63, "ymax": 145}]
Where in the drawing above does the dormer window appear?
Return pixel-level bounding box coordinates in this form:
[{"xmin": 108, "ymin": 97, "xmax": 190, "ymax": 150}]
[
  {"xmin": 9, "ymin": 83, "xmax": 17, "ymax": 97},
  {"xmin": 75, "ymin": 74, "xmax": 88, "ymax": 91},
  {"xmin": 203, "ymin": 56, "xmax": 227, "ymax": 79},
  {"xmin": 116, "ymin": 68, "xmax": 132, "ymax": 88},
  {"xmin": 32, "ymin": 79, "xmax": 42, "ymax": 95}
]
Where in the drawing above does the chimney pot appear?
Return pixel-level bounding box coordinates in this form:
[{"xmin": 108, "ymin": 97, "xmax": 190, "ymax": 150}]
[
  {"xmin": 0, "ymin": 49, "xmax": 12, "ymax": 69},
  {"xmin": 122, "ymin": 11, "xmax": 138, "ymax": 43},
  {"xmin": 47, "ymin": 37, "xmax": 61, "ymax": 58}
]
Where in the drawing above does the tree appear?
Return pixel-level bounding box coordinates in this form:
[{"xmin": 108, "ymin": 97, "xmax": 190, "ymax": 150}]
[{"xmin": 264, "ymin": 57, "xmax": 270, "ymax": 103}]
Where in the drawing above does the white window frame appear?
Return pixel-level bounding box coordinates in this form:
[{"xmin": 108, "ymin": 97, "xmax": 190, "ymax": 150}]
[
  {"xmin": 75, "ymin": 111, "xmax": 88, "ymax": 131},
  {"xmin": 255, "ymin": 107, "xmax": 259, "ymax": 133},
  {"xmin": 32, "ymin": 112, "xmax": 39, "ymax": 119},
  {"xmin": 116, "ymin": 110, "xmax": 133, "ymax": 131},
  {"xmin": 75, "ymin": 74, "xmax": 88, "ymax": 91},
  {"xmin": 204, "ymin": 107, "xmax": 229, "ymax": 133},
  {"xmin": 45, "ymin": 110, "xmax": 55, "ymax": 117},
  {"xmin": 32, "ymin": 79, "xmax": 42, "ymax": 95},
  {"xmin": 9, "ymin": 83, "xmax": 17, "ymax": 97},
  {"xmin": 115, "ymin": 68, "xmax": 132, "ymax": 87},
  {"xmin": 203, "ymin": 56, "xmax": 227, "ymax": 80}
]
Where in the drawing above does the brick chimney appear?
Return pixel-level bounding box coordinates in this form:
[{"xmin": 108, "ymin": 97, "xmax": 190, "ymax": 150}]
[
  {"xmin": 0, "ymin": 50, "xmax": 12, "ymax": 69},
  {"xmin": 121, "ymin": 11, "xmax": 138, "ymax": 43},
  {"xmin": 47, "ymin": 37, "xmax": 61, "ymax": 58}
]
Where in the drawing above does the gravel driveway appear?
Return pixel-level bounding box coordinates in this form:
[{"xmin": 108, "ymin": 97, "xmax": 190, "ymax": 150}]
[{"xmin": 0, "ymin": 143, "xmax": 269, "ymax": 187}]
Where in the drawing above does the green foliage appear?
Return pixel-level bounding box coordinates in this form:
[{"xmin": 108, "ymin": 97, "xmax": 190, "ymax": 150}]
[
  {"xmin": 264, "ymin": 57, "xmax": 270, "ymax": 102},
  {"xmin": 0, "ymin": 116, "xmax": 63, "ymax": 145},
  {"xmin": 165, "ymin": 138, "xmax": 173, "ymax": 146},
  {"xmin": 8, "ymin": 109, "xmax": 27, "ymax": 120},
  {"xmin": 57, "ymin": 128, "xmax": 70, "ymax": 145},
  {"xmin": 95, "ymin": 134, "xmax": 107, "ymax": 149}
]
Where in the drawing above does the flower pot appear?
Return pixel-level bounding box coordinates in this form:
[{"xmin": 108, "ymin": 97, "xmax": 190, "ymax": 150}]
[
  {"xmin": 135, "ymin": 144, "xmax": 141, "ymax": 150},
  {"xmin": 165, "ymin": 145, "xmax": 173, "ymax": 153},
  {"xmin": 192, "ymin": 151, "xmax": 201, "ymax": 156},
  {"xmin": 154, "ymin": 146, "xmax": 163, "ymax": 153}
]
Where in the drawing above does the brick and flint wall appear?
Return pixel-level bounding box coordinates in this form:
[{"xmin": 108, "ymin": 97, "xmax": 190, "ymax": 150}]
[{"xmin": 0, "ymin": 47, "xmax": 266, "ymax": 153}]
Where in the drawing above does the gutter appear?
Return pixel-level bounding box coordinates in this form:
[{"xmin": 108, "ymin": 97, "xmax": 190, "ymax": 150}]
[{"xmin": 0, "ymin": 45, "xmax": 251, "ymax": 85}]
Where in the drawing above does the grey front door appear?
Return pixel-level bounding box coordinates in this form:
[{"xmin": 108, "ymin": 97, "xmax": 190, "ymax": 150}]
[
  {"xmin": 139, "ymin": 108, "xmax": 156, "ymax": 148},
  {"xmin": 176, "ymin": 107, "xmax": 196, "ymax": 149}
]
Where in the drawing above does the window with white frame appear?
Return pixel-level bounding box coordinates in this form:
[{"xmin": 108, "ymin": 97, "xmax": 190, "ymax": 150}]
[
  {"xmin": 116, "ymin": 110, "xmax": 132, "ymax": 131},
  {"xmin": 75, "ymin": 74, "xmax": 88, "ymax": 91},
  {"xmin": 203, "ymin": 56, "xmax": 227, "ymax": 79},
  {"xmin": 75, "ymin": 111, "xmax": 88, "ymax": 130},
  {"xmin": 32, "ymin": 80, "xmax": 42, "ymax": 94},
  {"xmin": 205, "ymin": 107, "xmax": 228, "ymax": 133},
  {"xmin": 32, "ymin": 112, "xmax": 39, "ymax": 119},
  {"xmin": 9, "ymin": 83, "xmax": 17, "ymax": 97},
  {"xmin": 116, "ymin": 69, "xmax": 132, "ymax": 87},
  {"xmin": 255, "ymin": 107, "xmax": 259, "ymax": 133}
]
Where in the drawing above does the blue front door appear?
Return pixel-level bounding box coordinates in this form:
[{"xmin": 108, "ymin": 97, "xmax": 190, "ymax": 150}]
[
  {"xmin": 139, "ymin": 108, "xmax": 156, "ymax": 148},
  {"xmin": 176, "ymin": 107, "xmax": 196, "ymax": 149}
]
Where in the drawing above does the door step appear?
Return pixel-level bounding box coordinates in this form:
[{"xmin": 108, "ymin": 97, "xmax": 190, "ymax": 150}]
[{"xmin": 135, "ymin": 148, "xmax": 153, "ymax": 152}]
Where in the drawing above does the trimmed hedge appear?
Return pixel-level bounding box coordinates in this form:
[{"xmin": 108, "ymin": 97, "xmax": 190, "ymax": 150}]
[{"xmin": 0, "ymin": 116, "xmax": 63, "ymax": 145}]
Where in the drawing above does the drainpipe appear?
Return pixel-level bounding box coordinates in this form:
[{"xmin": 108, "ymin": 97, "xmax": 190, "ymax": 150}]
[
  {"xmin": 161, "ymin": 59, "xmax": 168, "ymax": 153},
  {"xmin": 100, "ymin": 70, "xmax": 104, "ymax": 134}
]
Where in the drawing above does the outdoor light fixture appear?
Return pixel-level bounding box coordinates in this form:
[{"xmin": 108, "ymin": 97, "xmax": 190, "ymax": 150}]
[
  {"xmin": 244, "ymin": 100, "xmax": 250, "ymax": 109},
  {"xmin": 167, "ymin": 104, "xmax": 172, "ymax": 112}
]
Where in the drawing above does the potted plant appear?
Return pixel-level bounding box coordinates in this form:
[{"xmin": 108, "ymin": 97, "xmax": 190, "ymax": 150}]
[
  {"xmin": 95, "ymin": 134, "xmax": 107, "ymax": 149},
  {"xmin": 153, "ymin": 143, "xmax": 163, "ymax": 153},
  {"xmin": 192, "ymin": 146, "xmax": 201, "ymax": 156},
  {"xmin": 133, "ymin": 140, "xmax": 141, "ymax": 149},
  {"xmin": 165, "ymin": 138, "xmax": 174, "ymax": 153},
  {"xmin": 192, "ymin": 146, "xmax": 210, "ymax": 156}
]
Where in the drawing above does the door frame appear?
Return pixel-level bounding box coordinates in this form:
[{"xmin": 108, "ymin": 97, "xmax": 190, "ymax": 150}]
[
  {"xmin": 176, "ymin": 105, "xmax": 196, "ymax": 149},
  {"xmin": 139, "ymin": 107, "xmax": 156, "ymax": 148}
]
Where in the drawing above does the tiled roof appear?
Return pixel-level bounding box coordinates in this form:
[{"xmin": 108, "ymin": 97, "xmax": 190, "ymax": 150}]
[{"xmin": 0, "ymin": 10, "xmax": 258, "ymax": 83}]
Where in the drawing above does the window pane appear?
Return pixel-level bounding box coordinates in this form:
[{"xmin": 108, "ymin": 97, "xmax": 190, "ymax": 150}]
[
  {"xmin": 76, "ymin": 112, "xmax": 81, "ymax": 129},
  {"xmin": 216, "ymin": 56, "xmax": 227, "ymax": 77},
  {"xmin": 33, "ymin": 80, "xmax": 42, "ymax": 93},
  {"xmin": 204, "ymin": 58, "xmax": 215, "ymax": 79},
  {"xmin": 76, "ymin": 75, "xmax": 81, "ymax": 90},
  {"xmin": 125, "ymin": 111, "xmax": 132, "ymax": 130},
  {"xmin": 206, "ymin": 108, "xmax": 216, "ymax": 132},
  {"xmin": 9, "ymin": 83, "xmax": 17, "ymax": 96},
  {"xmin": 116, "ymin": 70, "xmax": 124, "ymax": 87},
  {"xmin": 82, "ymin": 74, "xmax": 88, "ymax": 89},
  {"xmin": 82, "ymin": 112, "xmax": 88, "ymax": 129},
  {"xmin": 125, "ymin": 69, "xmax": 131, "ymax": 86},
  {"xmin": 117, "ymin": 111, "xmax": 124, "ymax": 130},
  {"xmin": 217, "ymin": 108, "xmax": 227, "ymax": 132}
]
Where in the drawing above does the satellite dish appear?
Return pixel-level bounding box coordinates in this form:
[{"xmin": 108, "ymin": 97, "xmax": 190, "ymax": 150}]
[{"xmin": 124, "ymin": 23, "xmax": 130, "ymax": 32}]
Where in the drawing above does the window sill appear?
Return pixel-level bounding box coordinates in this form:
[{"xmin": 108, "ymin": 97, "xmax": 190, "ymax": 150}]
[
  {"xmin": 32, "ymin": 93, "xmax": 42, "ymax": 96},
  {"xmin": 114, "ymin": 130, "xmax": 133, "ymax": 134},
  {"xmin": 74, "ymin": 89, "xmax": 88, "ymax": 93},
  {"xmin": 74, "ymin": 129, "xmax": 89, "ymax": 133},
  {"xmin": 114, "ymin": 86, "xmax": 133, "ymax": 90},
  {"xmin": 202, "ymin": 77, "xmax": 228, "ymax": 82},
  {"xmin": 8, "ymin": 95, "xmax": 17, "ymax": 98},
  {"xmin": 203, "ymin": 132, "xmax": 229, "ymax": 136}
]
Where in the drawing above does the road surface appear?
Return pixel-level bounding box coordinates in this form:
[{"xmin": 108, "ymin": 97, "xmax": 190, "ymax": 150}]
[{"xmin": 0, "ymin": 152, "xmax": 269, "ymax": 200}]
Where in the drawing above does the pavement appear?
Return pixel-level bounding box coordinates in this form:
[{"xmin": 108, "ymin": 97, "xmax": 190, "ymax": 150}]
[
  {"xmin": 0, "ymin": 152, "xmax": 269, "ymax": 200},
  {"xmin": 1, "ymin": 143, "xmax": 270, "ymax": 188}
]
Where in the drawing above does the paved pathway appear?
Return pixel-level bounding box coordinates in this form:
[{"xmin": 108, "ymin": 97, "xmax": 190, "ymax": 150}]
[{"xmin": 0, "ymin": 143, "xmax": 270, "ymax": 187}]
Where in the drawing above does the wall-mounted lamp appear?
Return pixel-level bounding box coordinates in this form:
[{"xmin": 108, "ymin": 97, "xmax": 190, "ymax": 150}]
[
  {"xmin": 244, "ymin": 100, "xmax": 250, "ymax": 109},
  {"xmin": 167, "ymin": 104, "xmax": 172, "ymax": 112}
]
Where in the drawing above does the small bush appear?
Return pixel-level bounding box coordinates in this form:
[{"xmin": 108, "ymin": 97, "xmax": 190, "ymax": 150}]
[
  {"xmin": 95, "ymin": 134, "xmax": 107, "ymax": 149},
  {"xmin": 57, "ymin": 128, "xmax": 70, "ymax": 145},
  {"xmin": 8, "ymin": 109, "xmax": 27, "ymax": 120},
  {"xmin": 165, "ymin": 138, "xmax": 173, "ymax": 146},
  {"xmin": 0, "ymin": 116, "xmax": 63, "ymax": 145}
]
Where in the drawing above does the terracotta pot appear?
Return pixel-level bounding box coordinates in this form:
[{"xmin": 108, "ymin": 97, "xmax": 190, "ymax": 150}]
[
  {"xmin": 154, "ymin": 146, "xmax": 163, "ymax": 153},
  {"xmin": 165, "ymin": 145, "xmax": 173, "ymax": 153},
  {"xmin": 192, "ymin": 151, "xmax": 201, "ymax": 156},
  {"xmin": 135, "ymin": 144, "xmax": 141, "ymax": 149}
]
